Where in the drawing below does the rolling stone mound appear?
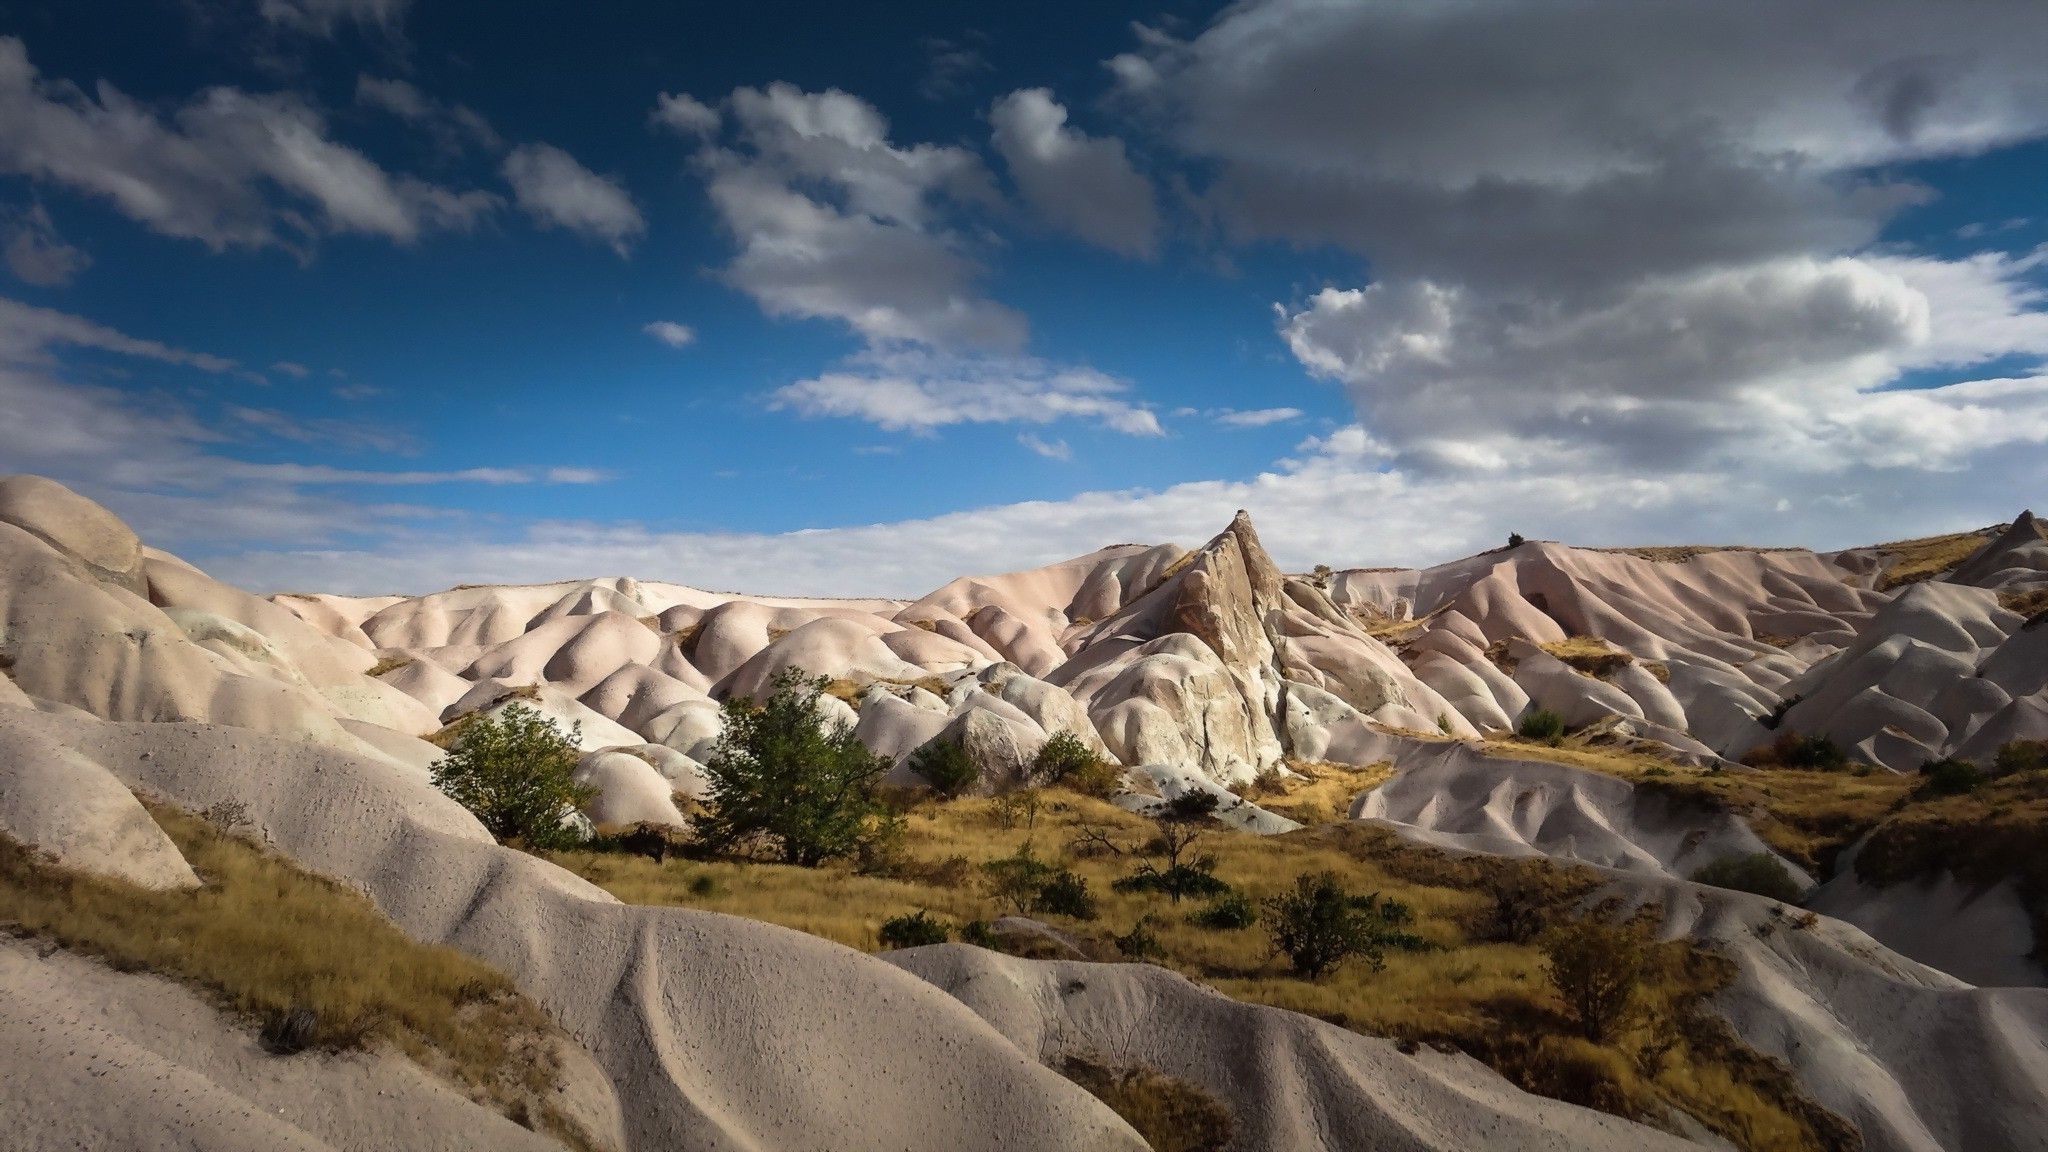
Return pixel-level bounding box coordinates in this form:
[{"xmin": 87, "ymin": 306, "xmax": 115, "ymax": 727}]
[{"xmin": 3, "ymin": 471, "xmax": 2047, "ymax": 1151}]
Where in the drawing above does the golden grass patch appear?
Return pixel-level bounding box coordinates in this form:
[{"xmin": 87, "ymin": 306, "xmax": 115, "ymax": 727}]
[
  {"xmin": 1871, "ymin": 529, "xmax": 1994, "ymax": 590},
  {"xmin": 0, "ymin": 804, "xmax": 594, "ymax": 1149},
  {"xmin": 550, "ymin": 789, "xmax": 1851, "ymax": 1151},
  {"xmin": 1856, "ymin": 767, "xmax": 2048, "ymax": 957},
  {"xmin": 1999, "ymin": 585, "xmax": 2048, "ymax": 620},
  {"xmin": 1539, "ymin": 636, "xmax": 1634, "ymax": 679},
  {"xmin": 366, "ymin": 654, "xmax": 414, "ymax": 678}
]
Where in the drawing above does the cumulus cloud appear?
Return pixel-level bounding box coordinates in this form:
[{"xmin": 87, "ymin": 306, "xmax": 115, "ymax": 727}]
[
  {"xmin": 356, "ymin": 75, "xmax": 500, "ymax": 152},
  {"xmin": 3, "ymin": 203, "xmax": 88, "ymax": 286},
  {"xmin": 697, "ymin": 82, "xmax": 1021, "ymax": 350},
  {"xmin": 643, "ymin": 320, "xmax": 695, "ymax": 348},
  {"xmin": 990, "ymin": 88, "xmax": 1158, "ymax": 257},
  {"xmin": 0, "ymin": 38, "xmax": 497, "ymax": 252},
  {"xmin": 771, "ymin": 348, "xmax": 1161, "ymax": 436},
  {"xmin": 649, "ymin": 92, "xmax": 719, "ymax": 138},
  {"xmin": 501, "ymin": 143, "xmax": 644, "ymax": 256}
]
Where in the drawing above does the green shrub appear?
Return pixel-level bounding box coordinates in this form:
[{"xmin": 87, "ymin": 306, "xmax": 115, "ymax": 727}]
[
  {"xmin": 695, "ymin": 668, "xmax": 892, "ymax": 867},
  {"xmin": 1745, "ymin": 731, "xmax": 1849, "ymax": 770},
  {"xmin": 1760, "ymin": 694, "xmax": 1803, "ymax": 731},
  {"xmin": 1994, "ymin": 739, "xmax": 2048, "ymax": 775},
  {"xmin": 1262, "ymin": 871, "xmax": 1422, "ymax": 979},
  {"xmin": 1690, "ymin": 853, "xmax": 1804, "ymax": 903},
  {"xmin": 1190, "ymin": 891, "xmax": 1257, "ymax": 930},
  {"xmin": 430, "ymin": 703, "xmax": 595, "ymax": 851},
  {"xmin": 1037, "ymin": 869, "xmax": 1099, "ymax": 920},
  {"xmin": 1543, "ymin": 919, "xmax": 1648, "ymax": 1043},
  {"xmin": 879, "ymin": 910, "xmax": 950, "ymax": 949},
  {"xmin": 1919, "ymin": 757, "xmax": 1986, "ymax": 797},
  {"xmin": 908, "ymin": 735, "xmax": 980, "ymax": 797},
  {"xmin": 981, "ymin": 843, "xmax": 1054, "ymax": 915},
  {"xmin": 1518, "ymin": 708, "xmax": 1566, "ymax": 744},
  {"xmin": 1113, "ymin": 916, "xmax": 1165, "ymax": 960},
  {"xmin": 1114, "ymin": 861, "xmax": 1231, "ymax": 902},
  {"xmin": 1035, "ymin": 731, "xmax": 1123, "ymax": 797},
  {"xmin": 958, "ymin": 919, "xmax": 999, "ymax": 948}
]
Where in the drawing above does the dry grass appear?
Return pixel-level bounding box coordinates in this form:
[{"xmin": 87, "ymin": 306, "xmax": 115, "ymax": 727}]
[
  {"xmin": 1483, "ymin": 738, "xmax": 1914, "ymax": 875},
  {"xmin": 1539, "ymin": 636, "xmax": 1634, "ymax": 679},
  {"xmin": 366, "ymin": 654, "xmax": 414, "ymax": 678},
  {"xmin": 1999, "ymin": 585, "xmax": 2048, "ymax": 620},
  {"xmin": 1595, "ymin": 545, "xmax": 1802, "ymax": 563},
  {"xmin": 549, "ymin": 789, "xmax": 1851, "ymax": 1151},
  {"xmin": 1856, "ymin": 768, "xmax": 2048, "ymax": 957},
  {"xmin": 1059, "ymin": 1057, "xmax": 1235, "ymax": 1152},
  {"xmin": 1871, "ymin": 529, "xmax": 1993, "ymax": 590},
  {"xmin": 823, "ymin": 675, "xmax": 953, "ymax": 707},
  {"xmin": 1247, "ymin": 760, "xmax": 1394, "ymax": 825},
  {"xmin": 0, "ymin": 804, "xmax": 594, "ymax": 1148}
]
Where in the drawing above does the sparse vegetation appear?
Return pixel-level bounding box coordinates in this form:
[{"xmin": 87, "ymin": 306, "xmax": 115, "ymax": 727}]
[
  {"xmin": 1518, "ymin": 708, "xmax": 1567, "ymax": 744},
  {"xmin": 545, "ymin": 788, "xmax": 1857, "ymax": 1152},
  {"xmin": 1999, "ymin": 584, "xmax": 2048, "ymax": 620},
  {"xmin": 1857, "ymin": 765, "xmax": 2048, "ymax": 958},
  {"xmin": 907, "ymin": 734, "xmax": 980, "ymax": 797},
  {"xmin": 1058, "ymin": 1056, "xmax": 1235, "ymax": 1152},
  {"xmin": 1261, "ymin": 871, "xmax": 1424, "ymax": 979},
  {"xmin": 879, "ymin": 909, "xmax": 950, "ymax": 949},
  {"xmin": 366, "ymin": 654, "xmax": 414, "ymax": 677},
  {"xmin": 430, "ymin": 703, "xmax": 594, "ymax": 851},
  {"xmin": 0, "ymin": 807, "xmax": 591, "ymax": 1148},
  {"xmin": 1691, "ymin": 853, "xmax": 1805, "ymax": 903},
  {"xmin": 1540, "ymin": 636, "xmax": 1633, "ymax": 679},
  {"xmin": 1543, "ymin": 918, "xmax": 1648, "ymax": 1043},
  {"xmin": 1871, "ymin": 528, "xmax": 1994, "ymax": 590},
  {"xmin": 1034, "ymin": 730, "xmax": 1122, "ymax": 797},
  {"xmin": 1918, "ymin": 757, "xmax": 1985, "ymax": 797},
  {"xmin": 695, "ymin": 668, "xmax": 893, "ymax": 867},
  {"xmin": 1743, "ymin": 731, "xmax": 1848, "ymax": 772},
  {"xmin": 1995, "ymin": 739, "xmax": 2048, "ymax": 776},
  {"xmin": 1190, "ymin": 890, "xmax": 1257, "ymax": 930}
]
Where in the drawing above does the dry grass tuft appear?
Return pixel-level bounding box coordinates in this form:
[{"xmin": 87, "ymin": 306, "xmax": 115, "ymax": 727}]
[
  {"xmin": 1540, "ymin": 636, "xmax": 1634, "ymax": 679},
  {"xmin": 1871, "ymin": 529, "xmax": 1994, "ymax": 590},
  {"xmin": 1998, "ymin": 585, "xmax": 2048, "ymax": 620},
  {"xmin": 366, "ymin": 654, "xmax": 414, "ymax": 678},
  {"xmin": 550, "ymin": 787, "xmax": 1851, "ymax": 1151},
  {"xmin": 1251, "ymin": 760, "xmax": 1393, "ymax": 825},
  {"xmin": 0, "ymin": 804, "xmax": 595, "ymax": 1149},
  {"xmin": 1856, "ymin": 766, "xmax": 2048, "ymax": 957},
  {"xmin": 1595, "ymin": 545, "xmax": 1803, "ymax": 563},
  {"xmin": 1059, "ymin": 1056, "xmax": 1235, "ymax": 1152}
]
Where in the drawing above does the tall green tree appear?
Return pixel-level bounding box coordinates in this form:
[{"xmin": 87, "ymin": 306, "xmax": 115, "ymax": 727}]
[
  {"xmin": 697, "ymin": 668, "xmax": 891, "ymax": 867},
  {"xmin": 430, "ymin": 703, "xmax": 594, "ymax": 850}
]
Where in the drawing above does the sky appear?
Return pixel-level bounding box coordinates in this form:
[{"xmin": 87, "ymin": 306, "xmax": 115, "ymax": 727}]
[{"xmin": 2, "ymin": 0, "xmax": 2048, "ymax": 596}]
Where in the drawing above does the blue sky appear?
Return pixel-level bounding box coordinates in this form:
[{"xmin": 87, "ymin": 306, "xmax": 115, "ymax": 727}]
[{"xmin": 3, "ymin": 1, "xmax": 2048, "ymax": 594}]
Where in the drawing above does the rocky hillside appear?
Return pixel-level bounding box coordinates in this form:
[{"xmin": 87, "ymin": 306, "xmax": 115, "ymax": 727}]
[{"xmin": 3, "ymin": 471, "xmax": 2047, "ymax": 1152}]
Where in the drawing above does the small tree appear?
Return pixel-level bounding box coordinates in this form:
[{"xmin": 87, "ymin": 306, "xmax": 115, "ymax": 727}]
[
  {"xmin": 696, "ymin": 668, "xmax": 891, "ymax": 867},
  {"xmin": 1262, "ymin": 872, "xmax": 1386, "ymax": 978},
  {"xmin": 1035, "ymin": 731, "xmax": 1122, "ymax": 797},
  {"xmin": 430, "ymin": 703, "xmax": 594, "ymax": 850},
  {"xmin": 1115, "ymin": 791, "xmax": 1226, "ymax": 903},
  {"xmin": 981, "ymin": 842, "xmax": 1056, "ymax": 915},
  {"xmin": 909, "ymin": 735, "xmax": 980, "ymax": 797},
  {"xmin": 1543, "ymin": 919, "xmax": 1648, "ymax": 1043}
]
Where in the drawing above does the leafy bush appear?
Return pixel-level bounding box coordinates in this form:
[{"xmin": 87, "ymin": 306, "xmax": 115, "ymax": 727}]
[
  {"xmin": 1034, "ymin": 730, "xmax": 1121, "ymax": 797},
  {"xmin": 1518, "ymin": 708, "xmax": 1566, "ymax": 744},
  {"xmin": 1262, "ymin": 871, "xmax": 1422, "ymax": 979},
  {"xmin": 1690, "ymin": 853, "xmax": 1804, "ymax": 903},
  {"xmin": 1113, "ymin": 916, "xmax": 1165, "ymax": 960},
  {"xmin": 1037, "ymin": 869, "xmax": 1099, "ymax": 920},
  {"xmin": 1760, "ymin": 694, "xmax": 1802, "ymax": 730},
  {"xmin": 430, "ymin": 703, "xmax": 595, "ymax": 851},
  {"xmin": 1114, "ymin": 860, "xmax": 1232, "ymax": 903},
  {"xmin": 1744, "ymin": 730, "xmax": 1848, "ymax": 771},
  {"xmin": 1919, "ymin": 757, "xmax": 1986, "ymax": 797},
  {"xmin": 1059, "ymin": 1056, "xmax": 1236, "ymax": 1152},
  {"xmin": 695, "ymin": 668, "xmax": 892, "ymax": 867},
  {"xmin": 1542, "ymin": 919, "xmax": 1648, "ymax": 1043},
  {"xmin": 1190, "ymin": 891, "xmax": 1257, "ymax": 930},
  {"xmin": 879, "ymin": 910, "xmax": 950, "ymax": 949},
  {"xmin": 1994, "ymin": 739, "xmax": 2048, "ymax": 775},
  {"xmin": 981, "ymin": 843, "xmax": 1055, "ymax": 915},
  {"xmin": 958, "ymin": 919, "xmax": 999, "ymax": 949},
  {"xmin": 908, "ymin": 735, "xmax": 980, "ymax": 797}
]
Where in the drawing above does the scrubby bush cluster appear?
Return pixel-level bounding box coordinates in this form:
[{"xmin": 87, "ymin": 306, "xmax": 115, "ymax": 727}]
[
  {"xmin": 1919, "ymin": 757, "xmax": 1986, "ymax": 797},
  {"xmin": 1518, "ymin": 708, "xmax": 1567, "ymax": 744},
  {"xmin": 1743, "ymin": 730, "xmax": 1848, "ymax": 771},
  {"xmin": 1542, "ymin": 919, "xmax": 1648, "ymax": 1043},
  {"xmin": 1690, "ymin": 853, "xmax": 1805, "ymax": 903},
  {"xmin": 980, "ymin": 843, "xmax": 1097, "ymax": 920},
  {"xmin": 908, "ymin": 735, "xmax": 979, "ymax": 797},
  {"xmin": 1033, "ymin": 730, "xmax": 1122, "ymax": 797},
  {"xmin": 1261, "ymin": 871, "xmax": 1424, "ymax": 978},
  {"xmin": 1995, "ymin": 739, "xmax": 2048, "ymax": 775},
  {"xmin": 878, "ymin": 909, "xmax": 950, "ymax": 949}
]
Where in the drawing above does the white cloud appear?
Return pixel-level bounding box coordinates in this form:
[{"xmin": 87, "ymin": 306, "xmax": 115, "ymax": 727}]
[
  {"xmin": 3, "ymin": 203, "xmax": 88, "ymax": 286},
  {"xmin": 1214, "ymin": 407, "xmax": 1303, "ymax": 428},
  {"xmin": 990, "ymin": 88, "xmax": 1158, "ymax": 257},
  {"xmin": 0, "ymin": 38, "xmax": 496, "ymax": 252},
  {"xmin": 643, "ymin": 320, "xmax": 695, "ymax": 348},
  {"xmin": 258, "ymin": 0, "xmax": 409, "ymax": 36},
  {"xmin": 355, "ymin": 75, "xmax": 500, "ymax": 152},
  {"xmin": 269, "ymin": 360, "xmax": 310, "ymax": 378},
  {"xmin": 1017, "ymin": 433, "xmax": 1071, "ymax": 460},
  {"xmin": 649, "ymin": 92, "xmax": 719, "ymax": 138},
  {"xmin": 501, "ymin": 143, "xmax": 644, "ymax": 257},
  {"xmin": 771, "ymin": 348, "xmax": 1162, "ymax": 436},
  {"xmin": 698, "ymin": 82, "xmax": 1021, "ymax": 351}
]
